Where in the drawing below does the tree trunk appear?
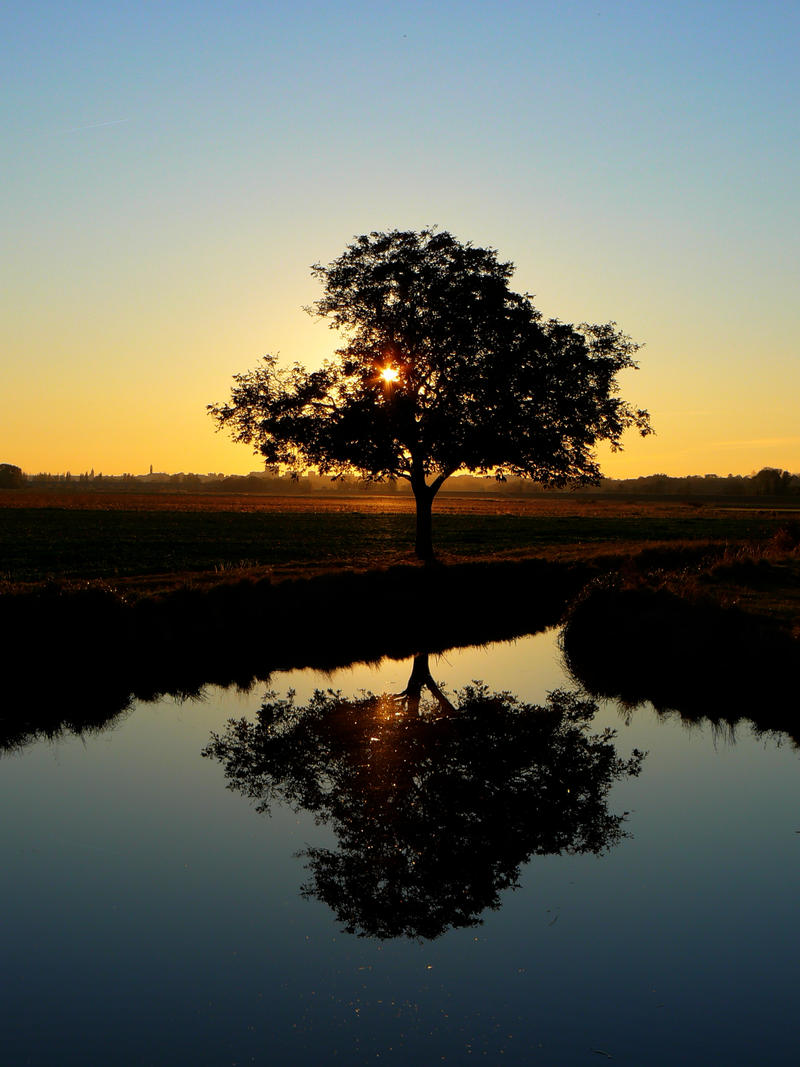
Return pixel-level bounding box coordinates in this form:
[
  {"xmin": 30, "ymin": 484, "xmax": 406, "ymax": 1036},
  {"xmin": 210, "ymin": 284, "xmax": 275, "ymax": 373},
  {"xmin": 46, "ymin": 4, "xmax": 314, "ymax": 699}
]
[
  {"xmin": 413, "ymin": 486, "xmax": 434, "ymax": 562},
  {"xmin": 399, "ymin": 653, "xmax": 456, "ymax": 716}
]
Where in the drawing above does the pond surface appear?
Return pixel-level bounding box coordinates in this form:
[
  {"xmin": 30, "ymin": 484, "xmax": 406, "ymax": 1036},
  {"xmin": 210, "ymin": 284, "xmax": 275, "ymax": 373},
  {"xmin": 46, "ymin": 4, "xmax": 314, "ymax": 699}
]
[{"xmin": 2, "ymin": 629, "xmax": 799, "ymax": 1065}]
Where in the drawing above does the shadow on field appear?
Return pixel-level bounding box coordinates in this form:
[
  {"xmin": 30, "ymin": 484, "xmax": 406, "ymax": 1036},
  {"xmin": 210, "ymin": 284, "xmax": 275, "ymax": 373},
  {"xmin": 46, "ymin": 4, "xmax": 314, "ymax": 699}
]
[
  {"xmin": 0, "ymin": 560, "xmax": 590, "ymax": 751},
  {"xmin": 561, "ymin": 583, "xmax": 800, "ymax": 745}
]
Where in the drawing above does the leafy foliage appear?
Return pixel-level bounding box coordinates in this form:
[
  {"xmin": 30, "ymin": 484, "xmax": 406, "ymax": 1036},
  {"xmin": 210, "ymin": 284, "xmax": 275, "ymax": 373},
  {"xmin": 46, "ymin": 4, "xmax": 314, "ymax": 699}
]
[
  {"xmin": 210, "ymin": 229, "xmax": 651, "ymax": 492},
  {"xmin": 0, "ymin": 463, "xmax": 24, "ymax": 489}
]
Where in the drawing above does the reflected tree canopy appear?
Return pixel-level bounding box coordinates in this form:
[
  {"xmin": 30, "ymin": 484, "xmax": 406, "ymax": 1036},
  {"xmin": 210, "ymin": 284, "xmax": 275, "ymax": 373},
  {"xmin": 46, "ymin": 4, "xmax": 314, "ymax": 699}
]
[{"xmin": 203, "ymin": 654, "xmax": 643, "ymax": 939}]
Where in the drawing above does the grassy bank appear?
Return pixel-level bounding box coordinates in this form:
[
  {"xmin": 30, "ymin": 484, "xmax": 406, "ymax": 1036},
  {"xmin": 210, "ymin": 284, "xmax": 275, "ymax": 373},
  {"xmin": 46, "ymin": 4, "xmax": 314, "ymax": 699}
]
[
  {"xmin": 0, "ymin": 557, "xmax": 591, "ymax": 749},
  {"xmin": 4, "ymin": 549, "xmax": 800, "ymax": 753},
  {"xmin": 561, "ymin": 579, "xmax": 800, "ymax": 745}
]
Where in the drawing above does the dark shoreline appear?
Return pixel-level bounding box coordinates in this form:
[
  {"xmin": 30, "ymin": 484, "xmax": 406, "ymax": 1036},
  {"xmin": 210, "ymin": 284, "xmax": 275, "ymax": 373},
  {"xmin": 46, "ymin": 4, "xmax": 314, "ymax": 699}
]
[
  {"xmin": 0, "ymin": 558, "xmax": 589, "ymax": 749},
  {"xmin": 4, "ymin": 550, "xmax": 800, "ymax": 752},
  {"xmin": 561, "ymin": 581, "xmax": 800, "ymax": 746}
]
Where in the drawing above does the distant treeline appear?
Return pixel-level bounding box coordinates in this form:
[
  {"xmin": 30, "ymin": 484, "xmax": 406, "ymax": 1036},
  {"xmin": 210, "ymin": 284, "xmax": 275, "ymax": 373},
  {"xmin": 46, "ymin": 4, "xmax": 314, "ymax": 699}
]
[{"xmin": 2, "ymin": 462, "xmax": 800, "ymax": 497}]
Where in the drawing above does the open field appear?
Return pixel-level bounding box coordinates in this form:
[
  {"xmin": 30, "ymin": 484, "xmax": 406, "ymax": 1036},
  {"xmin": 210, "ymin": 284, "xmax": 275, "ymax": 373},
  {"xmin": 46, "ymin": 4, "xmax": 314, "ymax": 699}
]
[
  {"xmin": 6, "ymin": 488, "xmax": 800, "ymax": 518},
  {"xmin": 3, "ymin": 489, "xmax": 800, "ymax": 591}
]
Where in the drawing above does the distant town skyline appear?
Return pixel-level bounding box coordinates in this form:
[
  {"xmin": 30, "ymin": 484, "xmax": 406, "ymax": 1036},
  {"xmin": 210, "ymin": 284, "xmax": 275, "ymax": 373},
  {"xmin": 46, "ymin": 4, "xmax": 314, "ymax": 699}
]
[
  {"xmin": 15, "ymin": 463, "xmax": 800, "ymax": 487},
  {"xmin": 3, "ymin": 2, "xmax": 799, "ymax": 478}
]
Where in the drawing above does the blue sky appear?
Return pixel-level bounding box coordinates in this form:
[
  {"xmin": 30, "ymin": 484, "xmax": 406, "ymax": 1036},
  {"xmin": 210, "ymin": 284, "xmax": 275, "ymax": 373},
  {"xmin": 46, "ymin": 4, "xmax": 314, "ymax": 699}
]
[{"xmin": 3, "ymin": 1, "xmax": 798, "ymax": 475}]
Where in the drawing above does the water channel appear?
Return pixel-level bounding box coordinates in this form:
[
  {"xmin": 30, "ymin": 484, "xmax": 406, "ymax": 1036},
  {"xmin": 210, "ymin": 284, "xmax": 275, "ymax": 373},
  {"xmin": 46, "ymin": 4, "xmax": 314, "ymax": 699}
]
[{"xmin": 2, "ymin": 627, "xmax": 798, "ymax": 1065}]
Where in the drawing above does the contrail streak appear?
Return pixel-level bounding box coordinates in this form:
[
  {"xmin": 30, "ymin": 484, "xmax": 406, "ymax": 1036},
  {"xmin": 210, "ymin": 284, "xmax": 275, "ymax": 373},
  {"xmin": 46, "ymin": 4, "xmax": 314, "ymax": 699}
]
[{"xmin": 60, "ymin": 118, "xmax": 132, "ymax": 134}]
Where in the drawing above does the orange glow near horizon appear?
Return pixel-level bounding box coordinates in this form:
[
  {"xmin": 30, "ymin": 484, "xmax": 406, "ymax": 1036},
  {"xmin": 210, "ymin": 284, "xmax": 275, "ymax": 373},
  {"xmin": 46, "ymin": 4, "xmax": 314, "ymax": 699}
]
[{"xmin": 4, "ymin": 6, "xmax": 800, "ymax": 484}]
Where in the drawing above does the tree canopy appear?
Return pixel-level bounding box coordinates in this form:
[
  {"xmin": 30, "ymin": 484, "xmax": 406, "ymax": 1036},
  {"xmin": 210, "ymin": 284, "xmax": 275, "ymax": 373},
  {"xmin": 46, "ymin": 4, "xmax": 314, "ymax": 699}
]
[
  {"xmin": 0, "ymin": 463, "xmax": 24, "ymax": 489},
  {"xmin": 210, "ymin": 228, "xmax": 652, "ymax": 557}
]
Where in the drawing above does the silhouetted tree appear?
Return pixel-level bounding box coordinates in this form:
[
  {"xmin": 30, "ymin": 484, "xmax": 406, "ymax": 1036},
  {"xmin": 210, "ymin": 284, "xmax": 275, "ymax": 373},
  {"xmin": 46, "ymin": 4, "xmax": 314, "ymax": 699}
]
[
  {"xmin": 203, "ymin": 658, "xmax": 643, "ymax": 939},
  {"xmin": 209, "ymin": 229, "xmax": 652, "ymax": 559},
  {"xmin": 0, "ymin": 463, "xmax": 25, "ymax": 489},
  {"xmin": 752, "ymin": 467, "xmax": 791, "ymax": 495}
]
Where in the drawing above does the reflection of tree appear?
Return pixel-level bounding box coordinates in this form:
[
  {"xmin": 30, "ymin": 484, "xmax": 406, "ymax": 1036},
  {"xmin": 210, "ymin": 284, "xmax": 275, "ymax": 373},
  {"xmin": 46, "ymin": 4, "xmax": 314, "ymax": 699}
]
[{"xmin": 203, "ymin": 655, "xmax": 644, "ymax": 939}]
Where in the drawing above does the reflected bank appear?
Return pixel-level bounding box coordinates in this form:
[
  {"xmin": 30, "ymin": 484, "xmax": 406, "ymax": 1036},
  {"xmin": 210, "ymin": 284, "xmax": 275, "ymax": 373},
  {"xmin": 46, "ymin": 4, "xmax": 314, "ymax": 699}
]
[
  {"xmin": 562, "ymin": 584, "xmax": 800, "ymax": 745},
  {"xmin": 1, "ymin": 559, "xmax": 584, "ymax": 751},
  {"xmin": 5, "ymin": 565, "xmax": 800, "ymax": 753}
]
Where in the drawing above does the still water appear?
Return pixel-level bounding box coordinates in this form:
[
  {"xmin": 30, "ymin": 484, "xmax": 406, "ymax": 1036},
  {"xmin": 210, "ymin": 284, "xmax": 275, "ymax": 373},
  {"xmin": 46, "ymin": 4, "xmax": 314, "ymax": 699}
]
[{"xmin": 2, "ymin": 629, "xmax": 798, "ymax": 1065}]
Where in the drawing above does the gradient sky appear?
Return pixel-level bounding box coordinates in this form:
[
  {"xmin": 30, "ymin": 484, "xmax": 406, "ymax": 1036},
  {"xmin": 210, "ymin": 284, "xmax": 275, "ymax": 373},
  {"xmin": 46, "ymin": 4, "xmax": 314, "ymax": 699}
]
[{"xmin": 3, "ymin": 1, "xmax": 798, "ymax": 478}]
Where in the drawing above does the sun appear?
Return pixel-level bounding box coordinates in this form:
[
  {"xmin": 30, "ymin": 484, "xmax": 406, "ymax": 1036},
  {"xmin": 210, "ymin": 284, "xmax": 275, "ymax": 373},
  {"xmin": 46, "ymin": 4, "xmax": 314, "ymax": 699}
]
[{"xmin": 380, "ymin": 366, "xmax": 400, "ymax": 383}]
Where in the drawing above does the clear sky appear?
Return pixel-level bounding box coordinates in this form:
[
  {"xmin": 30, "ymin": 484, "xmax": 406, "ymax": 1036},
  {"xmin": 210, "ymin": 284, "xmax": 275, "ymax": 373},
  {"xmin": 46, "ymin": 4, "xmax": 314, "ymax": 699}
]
[{"xmin": 3, "ymin": 1, "xmax": 798, "ymax": 478}]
